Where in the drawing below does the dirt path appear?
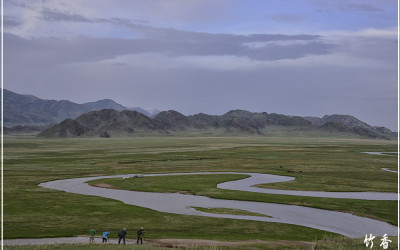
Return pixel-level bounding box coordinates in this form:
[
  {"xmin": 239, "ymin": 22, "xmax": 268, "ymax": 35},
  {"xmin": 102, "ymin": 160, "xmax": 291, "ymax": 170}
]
[
  {"xmin": 3, "ymin": 236, "xmax": 315, "ymax": 248},
  {"xmin": 3, "ymin": 236, "xmax": 135, "ymax": 245}
]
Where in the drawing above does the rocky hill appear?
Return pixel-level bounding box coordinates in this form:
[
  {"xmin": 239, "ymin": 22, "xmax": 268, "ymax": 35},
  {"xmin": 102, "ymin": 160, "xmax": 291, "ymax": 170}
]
[
  {"xmin": 304, "ymin": 114, "xmax": 396, "ymax": 138},
  {"xmin": 38, "ymin": 109, "xmax": 393, "ymax": 139},
  {"xmin": 318, "ymin": 122, "xmax": 386, "ymax": 139},
  {"xmin": 154, "ymin": 110, "xmax": 191, "ymax": 131},
  {"xmin": 304, "ymin": 114, "xmax": 371, "ymax": 128},
  {"xmin": 187, "ymin": 113, "xmax": 220, "ymax": 129},
  {"xmin": 38, "ymin": 109, "xmax": 165, "ymax": 137}
]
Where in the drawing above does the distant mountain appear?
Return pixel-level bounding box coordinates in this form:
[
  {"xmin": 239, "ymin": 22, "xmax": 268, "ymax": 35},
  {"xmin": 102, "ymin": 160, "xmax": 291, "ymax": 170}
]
[
  {"xmin": 304, "ymin": 114, "xmax": 395, "ymax": 138},
  {"xmin": 188, "ymin": 113, "xmax": 220, "ymax": 129},
  {"xmin": 318, "ymin": 122, "xmax": 387, "ymax": 139},
  {"xmin": 304, "ymin": 114, "xmax": 371, "ymax": 128},
  {"xmin": 38, "ymin": 109, "xmax": 164, "ymax": 138},
  {"xmin": 218, "ymin": 110, "xmax": 267, "ymax": 134},
  {"xmin": 154, "ymin": 110, "xmax": 191, "ymax": 131},
  {"xmin": 84, "ymin": 99, "xmax": 127, "ymax": 111},
  {"xmin": 38, "ymin": 108, "xmax": 393, "ymax": 139},
  {"xmin": 6, "ymin": 89, "xmax": 394, "ymax": 139},
  {"xmin": 39, "ymin": 118, "xmax": 90, "ymax": 138},
  {"xmin": 213, "ymin": 110, "xmax": 296, "ymax": 134},
  {"xmin": 3, "ymin": 89, "xmax": 158, "ymax": 127},
  {"xmin": 4, "ymin": 89, "xmax": 92, "ymax": 126},
  {"xmin": 38, "ymin": 109, "xmax": 309, "ymax": 137},
  {"xmin": 302, "ymin": 116, "xmax": 322, "ymax": 126},
  {"xmin": 187, "ymin": 110, "xmax": 312, "ymax": 134},
  {"xmin": 130, "ymin": 107, "xmax": 161, "ymax": 118},
  {"xmin": 214, "ymin": 110, "xmax": 313, "ymax": 134}
]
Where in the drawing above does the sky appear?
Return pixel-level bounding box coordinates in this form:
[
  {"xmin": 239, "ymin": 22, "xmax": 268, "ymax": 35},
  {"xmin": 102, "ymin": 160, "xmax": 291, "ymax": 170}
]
[{"xmin": 4, "ymin": 0, "xmax": 398, "ymax": 131}]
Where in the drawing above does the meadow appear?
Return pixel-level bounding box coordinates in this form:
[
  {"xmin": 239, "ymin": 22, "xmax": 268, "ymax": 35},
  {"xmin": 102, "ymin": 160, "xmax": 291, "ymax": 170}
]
[{"xmin": 4, "ymin": 135, "xmax": 397, "ymax": 249}]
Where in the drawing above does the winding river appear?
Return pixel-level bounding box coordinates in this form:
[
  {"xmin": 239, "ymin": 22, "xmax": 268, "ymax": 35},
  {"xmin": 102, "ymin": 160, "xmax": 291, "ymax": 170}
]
[
  {"xmin": 39, "ymin": 172, "xmax": 397, "ymax": 238},
  {"xmin": 363, "ymin": 152, "xmax": 399, "ymax": 173}
]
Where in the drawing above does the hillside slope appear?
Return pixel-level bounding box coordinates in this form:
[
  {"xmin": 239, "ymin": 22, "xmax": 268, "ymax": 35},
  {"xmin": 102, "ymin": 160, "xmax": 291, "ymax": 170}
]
[
  {"xmin": 4, "ymin": 89, "xmax": 92, "ymax": 126},
  {"xmin": 304, "ymin": 114, "xmax": 395, "ymax": 138},
  {"xmin": 39, "ymin": 109, "xmax": 165, "ymax": 137},
  {"xmin": 39, "ymin": 109, "xmax": 392, "ymax": 139},
  {"xmin": 4, "ymin": 89, "xmax": 155, "ymax": 127}
]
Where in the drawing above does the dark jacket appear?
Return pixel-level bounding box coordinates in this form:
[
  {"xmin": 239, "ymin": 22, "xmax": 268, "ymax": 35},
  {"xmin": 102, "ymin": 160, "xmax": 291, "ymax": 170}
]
[
  {"xmin": 137, "ymin": 229, "xmax": 144, "ymax": 237},
  {"xmin": 118, "ymin": 229, "xmax": 127, "ymax": 238}
]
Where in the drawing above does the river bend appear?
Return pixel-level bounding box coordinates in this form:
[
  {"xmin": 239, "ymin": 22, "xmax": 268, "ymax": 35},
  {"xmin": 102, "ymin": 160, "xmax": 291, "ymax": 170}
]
[{"xmin": 39, "ymin": 172, "xmax": 397, "ymax": 238}]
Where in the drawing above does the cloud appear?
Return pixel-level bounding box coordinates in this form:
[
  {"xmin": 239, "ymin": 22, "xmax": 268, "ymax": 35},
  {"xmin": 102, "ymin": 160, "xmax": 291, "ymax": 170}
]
[
  {"xmin": 40, "ymin": 9, "xmax": 94, "ymax": 23},
  {"xmin": 337, "ymin": 2, "xmax": 383, "ymax": 12},
  {"xmin": 5, "ymin": 24, "xmax": 395, "ymax": 76},
  {"xmin": 6, "ymin": 0, "xmax": 395, "ymax": 39},
  {"xmin": 4, "ymin": 16, "xmax": 22, "ymax": 28},
  {"xmin": 4, "ymin": 25, "xmax": 335, "ymax": 70},
  {"xmin": 5, "ymin": 0, "xmax": 234, "ymax": 36},
  {"xmin": 4, "ymin": 1, "xmax": 397, "ymax": 130},
  {"xmin": 311, "ymin": 0, "xmax": 384, "ymax": 12}
]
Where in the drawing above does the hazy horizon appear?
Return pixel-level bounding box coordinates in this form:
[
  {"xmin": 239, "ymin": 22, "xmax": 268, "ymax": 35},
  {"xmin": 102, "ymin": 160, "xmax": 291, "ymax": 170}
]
[{"xmin": 4, "ymin": 0, "xmax": 397, "ymax": 131}]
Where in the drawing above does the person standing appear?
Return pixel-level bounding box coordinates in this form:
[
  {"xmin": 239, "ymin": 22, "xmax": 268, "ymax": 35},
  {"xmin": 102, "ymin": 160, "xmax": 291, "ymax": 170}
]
[
  {"xmin": 137, "ymin": 227, "xmax": 144, "ymax": 244},
  {"xmin": 89, "ymin": 227, "xmax": 96, "ymax": 243},
  {"xmin": 102, "ymin": 229, "xmax": 110, "ymax": 243},
  {"xmin": 118, "ymin": 228, "xmax": 127, "ymax": 244}
]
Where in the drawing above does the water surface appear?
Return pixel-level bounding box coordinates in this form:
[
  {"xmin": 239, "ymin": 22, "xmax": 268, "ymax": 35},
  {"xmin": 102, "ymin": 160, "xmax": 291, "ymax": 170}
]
[{"xmin": 39, "ymin": 172, "xmax": 397, "ymax": 238}]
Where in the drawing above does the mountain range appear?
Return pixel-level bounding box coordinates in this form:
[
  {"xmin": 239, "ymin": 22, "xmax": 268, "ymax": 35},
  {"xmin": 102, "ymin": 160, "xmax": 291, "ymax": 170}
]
[
  {"xmin": 4, "ymin": 89, "xmax": 396, "ymax": 139},
  {"xmin": 4, "ymin": 89, "xmax": 159, "ymax": 127},
  {"xmin": 38, "ymin": 108, "xmax": 395, "ymax": 139}
]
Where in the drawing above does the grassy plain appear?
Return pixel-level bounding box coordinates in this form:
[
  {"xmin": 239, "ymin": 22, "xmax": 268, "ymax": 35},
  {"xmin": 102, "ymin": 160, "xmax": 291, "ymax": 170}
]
[{"xmin": 4, "ymin": 135, "xmax": 397, "ymax": 248}]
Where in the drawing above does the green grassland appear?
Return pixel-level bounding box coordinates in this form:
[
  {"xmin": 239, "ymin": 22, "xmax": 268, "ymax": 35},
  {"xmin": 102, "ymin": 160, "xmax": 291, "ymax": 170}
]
[{"xmin": 4, "ymin": 135, "xmax": 397, "ymax": 248}]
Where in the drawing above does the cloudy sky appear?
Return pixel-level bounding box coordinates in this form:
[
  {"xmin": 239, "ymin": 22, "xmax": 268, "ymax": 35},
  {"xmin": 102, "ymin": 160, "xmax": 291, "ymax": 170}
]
[{"xmin": 4, "ymin": 0, "xmax": 398, "ymax": 130}]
